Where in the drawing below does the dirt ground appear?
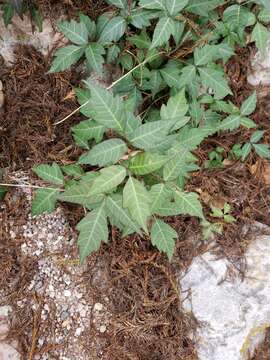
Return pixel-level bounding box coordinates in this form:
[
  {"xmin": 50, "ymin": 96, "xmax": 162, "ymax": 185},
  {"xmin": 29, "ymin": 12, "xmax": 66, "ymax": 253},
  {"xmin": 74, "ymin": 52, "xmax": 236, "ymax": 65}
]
[{"xmin": 0, "ymin": 3, "xmax": 270, "ymax": 359}]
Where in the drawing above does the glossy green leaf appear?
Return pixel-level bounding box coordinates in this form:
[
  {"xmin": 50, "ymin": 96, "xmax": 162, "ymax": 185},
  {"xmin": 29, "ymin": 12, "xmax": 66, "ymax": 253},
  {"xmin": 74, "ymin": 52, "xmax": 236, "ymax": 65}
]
[
  {"xmin": 58, "ymin": 182, "xmax": 103, "ymax": 206},
  {"xmin": 240, "ymin": 91, "xmax": 257, "ymax": 116},
  {"xmin": 49, "ymin": 45, "xmax": 85, "ymax": 72},
  {"xmin": 99, "ymin": 16, "xmax": 126, "ymax": 43},
  {"xmin": 165, "ymin": 0, "xmax": 189, "ymax": 15},
  {"xmin": 32, "ymin": 189, "xmax": 59, "ymax": 216},
  {"xmin": 150, "ymin": 17, "xmax": 175, "ymax": 49},
  {"xmin": 160, "ymin": 88, "xmax": 189, "ymax": 127},
  {"xmin": 250, "ymin": 130, "xmax": 265, "ymax": 144},
  {"xmin": 198, "ymin": 67, "xmax": 232, "ymax": 100},
  {"xmin": 128, "ymin": 152, "xmax": 167, "ymax": 175},
  {"xmin": 90, "ymin": 165, "xmax": 127, "ymax": 195},
  {"xmin": 241, "ymin": 143, "xmax": 252, "ymax": 161},
  {"xmin": 85, "ymin": 43, "xmax": 105, "ymax": 74},
  {"xmin": 174, "ymin": 190, "xmax": 204, "ymax": 219},
  {"xmin": 72, "ymin": 119, "xmax": 105, "ymax": 143},
  {"xmin": 253, "ymin": 144, "xmax": 270, "ymax": 159},
  {"xmin": 33, "ymin": 163, "xmax": 64, "ymax": 185},
  {"xmin": 58, "ymin": 20, "xmax": 89, "ymax": 45}
]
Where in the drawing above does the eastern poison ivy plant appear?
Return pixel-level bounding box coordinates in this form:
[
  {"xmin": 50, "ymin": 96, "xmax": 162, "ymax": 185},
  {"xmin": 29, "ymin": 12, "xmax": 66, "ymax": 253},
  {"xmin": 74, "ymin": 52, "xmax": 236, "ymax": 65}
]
[
  {"xmin": 18, "ymin": 0, "xmax": 270, "ymax": 263},
  {"xmin": 236, "ymin": 130, "xmax": 270, "ymax": 161},
  {"xmin": 210, "ymin": 202, "xmax": 236, "ymax": 224},
  {"xmin": 2, "ymin": 0, "xmax": 43, "ymax": 31}
]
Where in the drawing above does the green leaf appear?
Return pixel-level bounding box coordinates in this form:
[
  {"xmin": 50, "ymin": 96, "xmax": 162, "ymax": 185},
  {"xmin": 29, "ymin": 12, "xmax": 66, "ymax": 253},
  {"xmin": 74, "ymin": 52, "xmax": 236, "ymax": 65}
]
[
  {"xmin": 32, "ymin": 188, "xmax": 59, "ymax": 216},
  {"xmin": 58, "ymin": 20, "xmax": 89, "ymax": 45},
  {"xmin": 250, "ymin": 130, "xmax": 265, "ymax": 144},
  {"xmin": 218, "ymin": 114, "xmax": 241, "ymax": 131},
  {"xmin": 107, "ymin": 44, "xmax": 121, "ymax": 63},
  {"xmin": 186, "ymin": 0, "xmax": 225, "ymax": 16},
  {"xmin": 90, "ymin": 165, "xmax": 127, "ymax": 195},
  {"xmin": 85, "ymin": 43, "xmax": 105, "ymax": 74},
  {"xmin": 160, "ymin": 67, "xmax": 182, "ymax": 88},
  {"xmin": 33, "ymin": 163, "xmax": 64, "ymax": 185},
  {"xmin": 85, "ymin": 81, "xmax": 126, "ymax": 132},
  {"xmin": 194, "ymin": 45, "xmax": 216, "ymax": 66},
  {"xmin": 151, "ymin": 219, "xmax": 177, "ymax": 260},
  {"xmin": 172, "ymin": 20, "xmax": 185, "ymax": 44},
  {"xmin": 160, "ymin": 89, "xmax": 189, "ymax": 127},
  {"xmin": 79, "ymin": 139, "xmax": 128, "ymax": 166},
  {"xmin": 62, "ymin": 164, "xmax": 84, "ymax": 177},
  {"xmin": 241, "ymin": 143, "xmax": 252, "ymax": 161},
  {"xmin": 240, "ymin": 117, "xmax": 257, "ymax": 129},
  {"xmin": 73, "ymin": 134, "xmax": 89, "ymax": 150},
  {"xmin": 71, "ymin": 119, "xmax": 105, "ymax": 143},
  {"xmin": 98, "ymin": 16, "xmax": 126, "ymax": 43},
  {"xmin": 123, "ymin": 177, "xmax": 151, "ymax": 232},
  {"xmin": 129, "ymin": 8, "xmax": 154, "ymax": 29},
  {"xmin": 128, "ymin": 120, "xmax": 174, "ymax": 150},
  {"xmin": 163, "ymin": 144, "xmax": 196, "ymax": 181},
  {"xmin": 31, "ymin": 7, "xmax": 43, "ymax": 32},
  {"xmin": 0, "ymin": 185, "xmax": 7, "ymax": 200},
  {"xmin": 178, "ymin": 126, "xmax": 211, "ymax": 150},
  {"xmin": 240, "ymin": 91, "xmax": 257, "ymax": 116},
  {"xmin": 79, "ymin": 14, "xmax": 96, "ymax": 39},
  {"xmin": 139, "ymin": 0, "xmax": 166, "ymax": 10},
  {"xmin": 128, "ymin": 152, "xmax": 167, "ymax": 175},
  {"xmin": 128, "ymin": 31, "xmax": 151, "ymax": 49},
  {"xmin": 76, "ymin": 202, "xmax": 108, "ymax": 263},
  {"xmin": 107, "ymin": 0, "xmax": 127, "ymax": 8},
  {"xmin": 198, "ymin": 67, "xmax": 232, "ymax": 100},
  {"xmin": 179, "ymin": 65, "xmax": 197, "ymax": 85},
  {"xmin": 174, "ymin": 190, "xmax": 204, "ymax": 219},
  {"xmin": 49, "ymin": 45, "xmax": 85, "ymax": 72},
  {"xmin": 150, "ymin": 17, "xmax": 175, "ymax": 49},
  {"xmin": 251, "ymin": 22, "xmax": 270, "ymax": 58},
  {"xmin": 223, "ymin": 5, "xmax": 256, "ymax": 30},
  {"xmin": 149, "ymin": 183, "xmax": 172, "ymax": 214},
  {"xmin": 58, "ymin": 182, "xmax": 103, "ymax": 206},
  {"xmin": 3, "ymin": 3, "xmax": 14, "ymax": 27},
  {"xmin": 74, "ymin": 88, "xmax": 92, "ymax": 117},
  {"xmin": 258, "ymin": 9, "xmax": 270, "ymax": 23},
  {"xmin": 106, "ymin": 194, "xmax": 140, "ymax": 233},
  {"xmin": 253, "ymin": 144, "xmax": 270, "ymax": 159},
  {"xmin": 165, "ymin": 0, "xmax": 189, "ymax": 15}
]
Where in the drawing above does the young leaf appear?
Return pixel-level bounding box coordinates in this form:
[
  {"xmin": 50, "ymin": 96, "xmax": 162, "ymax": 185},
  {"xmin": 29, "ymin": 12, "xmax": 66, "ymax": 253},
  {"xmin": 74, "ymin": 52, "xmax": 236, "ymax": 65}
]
[
  {"xmin": 106, "ymin": 0, "xmax": 127, "ymax": 8},
  {"xmin": 90, "ymin": 165, "xmax": 127, "ymax": 195},
  {"xmin": 174, "ymin": 190, "xmax": 204, "ymax": 219},
  {"xmin": 253, "ymin": 144, "xmax": 270, "ymax": 159},
  {"xmin": 251, "ymin": 22, "xmax": 270, "ymax": 57},
  {"xmin": 139, "ymin": 0, "xmax": 166, "ymax": 10},
  {"xmin": 240, "ymin": 91, "xmax": 257, "ymax": 116},
  {"xmin": 165, "ymin": 0, "xmax": 189, "ymax": 15},
  {"xmin": 150, "ymin": 17, "xmax": 175, "ymax": 49},
  {"xmin": 151, "ymin": 219, "xmax": 178, "ymax": 260},
  {"xmin": 49, "ymin": 45, "xmax": 85, "ymax": 72},
  {"xmin": 160, "ymin": 89, "xmax": 189, "ymax": 126},
  {"xmin": 85, "ymin": 81, "xmax": 126, "ymax": 132},
  {"xmin": 106, "ymin": 194, "xmax": 140, "ymax": 233},
  {"xmin": 250, "ymin": 130, "xmax": 265, "ymax": 144},
  {"xmin": 76, "ymin": 202, "xmax": 108, "ymax": 263},
  {"xmin": 3, "ymin": 3, "xmax": 14, "ymax": 27},
  {"xmin": 32, "ymin": 189, "xmax": 59, "ymax": 216},
  {"xmin": 33, "ymin": 163, "xmax": 64, "ymax": 185},
  {"xmin": 85, "ymin": 43, "xmax": 105, "ymax": 74},
  {"xmin": 128, "ymin": 152, "xmax": 167, "ymax": 175},
  {"xmin": 198, "ymin": 67, "xmax": 232, "ymax": 100},
  {"xmin": 98, "ymin": 16, "xmax": 126, "ymax": 43},
  {"xmin": 123, "ymin": 177, "xmax": 151, "ymax": 233},
  {"xmin": 79, "ymin": 139, "xmax": 128, "ymax": 166},
  {"xmin": 58, "ymin": 20, "xmax": 89, "ymax": 45}
]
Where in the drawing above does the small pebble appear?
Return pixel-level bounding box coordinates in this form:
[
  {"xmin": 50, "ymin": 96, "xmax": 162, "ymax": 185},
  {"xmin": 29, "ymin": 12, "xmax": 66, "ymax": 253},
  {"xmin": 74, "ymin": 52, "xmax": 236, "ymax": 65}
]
[
  {"xmin": 64, "ymin": 290, "xmax": 71, "ymax": 297},
  {"xmin": 94, "ymin": 303, "xmax": 103, "ymax": 312},
  {"xmin": 99, "ymin": 325, "xmax": 107, "ymax": 333}
]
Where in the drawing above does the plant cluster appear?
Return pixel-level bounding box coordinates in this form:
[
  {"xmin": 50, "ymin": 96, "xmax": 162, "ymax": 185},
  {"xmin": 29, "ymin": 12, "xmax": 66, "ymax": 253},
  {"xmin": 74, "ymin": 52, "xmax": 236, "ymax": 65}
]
[{"xmin": 1, "ymin": 0, "xmax": 270, "ymax": 262}]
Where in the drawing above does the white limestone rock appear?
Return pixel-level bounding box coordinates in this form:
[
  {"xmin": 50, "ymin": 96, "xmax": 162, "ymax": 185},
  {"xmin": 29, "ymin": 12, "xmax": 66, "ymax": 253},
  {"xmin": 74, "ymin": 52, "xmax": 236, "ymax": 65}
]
[
  {"xmin": 181, "ymin": 231, "xmax": 270, "ymax": 360},
  {"xmin": 248, "ymin": 41, "xmax": 270, "ymax": 86}
]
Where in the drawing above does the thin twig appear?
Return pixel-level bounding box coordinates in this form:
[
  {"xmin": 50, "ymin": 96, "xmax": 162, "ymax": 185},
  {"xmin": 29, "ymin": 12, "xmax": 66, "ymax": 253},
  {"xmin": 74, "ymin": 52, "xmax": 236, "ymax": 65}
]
[{"xmin": 0, "ymin": 182, "xmax": 63, "ymax": 191}]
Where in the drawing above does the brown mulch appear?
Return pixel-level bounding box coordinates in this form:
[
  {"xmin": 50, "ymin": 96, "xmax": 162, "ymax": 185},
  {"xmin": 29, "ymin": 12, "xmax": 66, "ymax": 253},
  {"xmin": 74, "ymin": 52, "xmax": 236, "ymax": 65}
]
[{"xmin": 0, "ymin": 45, "xmax": 82, "ymax": 169}]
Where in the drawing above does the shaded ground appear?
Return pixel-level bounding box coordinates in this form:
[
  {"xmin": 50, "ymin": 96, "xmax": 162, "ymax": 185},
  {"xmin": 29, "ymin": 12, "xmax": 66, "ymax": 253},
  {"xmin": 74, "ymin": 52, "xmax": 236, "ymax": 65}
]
[{"xmin": 0, "ymin": 31, "xmax": 270, "ymax": 360}]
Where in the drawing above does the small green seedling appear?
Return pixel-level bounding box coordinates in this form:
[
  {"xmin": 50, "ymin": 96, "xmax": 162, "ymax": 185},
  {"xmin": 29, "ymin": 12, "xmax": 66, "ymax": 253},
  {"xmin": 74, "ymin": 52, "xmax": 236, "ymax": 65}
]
[{"xmin": 210, "ymin": 202, "xmax": 236, "ymax": 224}]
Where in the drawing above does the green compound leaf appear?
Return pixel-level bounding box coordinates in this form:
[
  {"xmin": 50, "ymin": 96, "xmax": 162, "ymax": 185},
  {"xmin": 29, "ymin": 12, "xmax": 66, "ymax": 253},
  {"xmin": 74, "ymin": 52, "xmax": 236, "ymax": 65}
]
[
  {"xmin": 76, "ymin": 202, "xmax": 108, "ymax": 263},
  {"xmin": 58, "ymin": 20, "xmax": 89, "ymax": 45},
  {"xmin": 253, "ymin": 144, "xmax": 270, "ymax": 159},
  {"xmin": 240, "ymin": 91, "xmax": 257, "ymax": 116},
  {"xmin": 198, "ymin": 67, "xmax": 232, "ymax": 100},
  {"xmin": 150, "ymin": 17, "xmax": 175, "ymax": 49},
  {"xmin": 90, "ymin": 165, "xmax": 127, "ymax": 195},
  {"xmin": 33, "ymin": 163, "xmax": 64, "ymax": 185},
  {"xmin": 149, "ymin": 183, "xmax": 172, "ymax": 214},
  {"xmin": 106, "ymin": 194, "xmax": 141, "ymax": 234},
  {"xmin": 174, "ymin": 190, "xmax": 205, "ymax": 219},
  {"xmin": 151, "ymin": 219, "xmax": 178, "ymax": 260},
  {"xmin": 79, "ymin": 139, "xmax": 128, "ymax": 166},
  {"xmin": 251, "ymin": 22, "xmax": 270, "ymax": 58},
  {"xmin": 165, "ymin": 0, "xmax": 189, "ymax": 16},
  {"xmin": 85, "ymin": 81, "xmax": 126, "ymax": 132},
  {"xmin": 98, "ymin": 16, "xmax": 126, "ymax": 43},
  {"xmin": 123, "ymin": 177, "xmax": 151, "ymax": 233},
  {"xmin": 49, "ymin": 45, "xmax": 85, "ymax": 72},
  {"xmin": 85, "ymin": 43, "xmax": 105, "ymax": 74},
  {"xmin": 218, "ymin": 114, "xmax": 241, "ymax": 131},
  {"xmin": 32, "ymin": 188, "xmax": 59, "ymax": 216},
  {"xmin": 128, "ymin": 152, "xmax": 167, "ymax": 175}
]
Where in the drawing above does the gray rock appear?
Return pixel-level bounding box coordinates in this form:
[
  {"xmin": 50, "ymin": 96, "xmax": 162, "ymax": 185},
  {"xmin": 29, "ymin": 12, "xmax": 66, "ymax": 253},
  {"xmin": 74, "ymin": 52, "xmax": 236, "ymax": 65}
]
[
  {"xmin": 0, "ymin": 343, "xmax": 20, "ymax": 360},
  {"xmin": 248, "ymin": 41, "xmax": 270, "ymax": 86},
  {"xmin": 180, "ymin": 231, "xmax": 270, "ymax": 360}
]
